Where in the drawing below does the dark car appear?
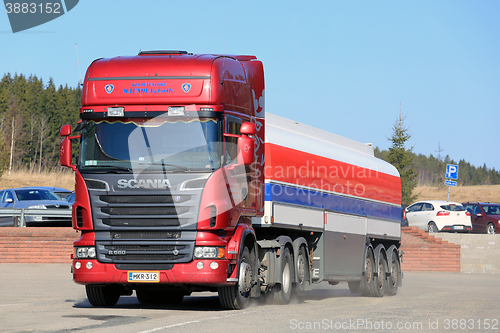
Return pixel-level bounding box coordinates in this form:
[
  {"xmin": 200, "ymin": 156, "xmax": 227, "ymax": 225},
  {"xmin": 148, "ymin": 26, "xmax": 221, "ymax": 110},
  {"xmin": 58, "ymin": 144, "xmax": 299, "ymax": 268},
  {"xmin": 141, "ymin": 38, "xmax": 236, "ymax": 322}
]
[
  {"xmin": 401, "ymin": 204, "xmax": 409, "ymax": 227},
  {"xmin": 0, "ymin": 187, "xmax": 72, "ymax": 227},
  {"xmin": 462, "ymin": 202, "xmax": 500, "ymax": 234}
]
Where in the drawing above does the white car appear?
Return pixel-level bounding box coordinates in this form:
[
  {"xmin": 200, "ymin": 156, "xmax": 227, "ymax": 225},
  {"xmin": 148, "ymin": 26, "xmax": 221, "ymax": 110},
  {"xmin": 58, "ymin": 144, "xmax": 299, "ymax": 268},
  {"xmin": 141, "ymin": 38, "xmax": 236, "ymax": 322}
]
[{"xmin": 406, "ymin": 200, "xmax": 472, "ymax": 233}]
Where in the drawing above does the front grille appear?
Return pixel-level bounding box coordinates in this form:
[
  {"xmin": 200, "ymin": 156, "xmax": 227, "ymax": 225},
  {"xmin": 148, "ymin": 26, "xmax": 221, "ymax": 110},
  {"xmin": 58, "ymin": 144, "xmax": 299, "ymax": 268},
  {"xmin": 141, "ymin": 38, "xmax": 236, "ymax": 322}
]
[
  {"xmin": 101, "ymin": 206, "xmax": 188, "ymax": 215},
  {"xmin": 46, "ymin": 205, "xmax": 70, "ymax": 209},
  {"xmin": 109, "ymin": 254, "xmax": 184, "ymax": 261},
  {"xmin": 110, "ymin": 231, "xmax": 181, "ymax": 240},
  {"xmin": 102, "ymin": 218, "xmax": 181, "ymax": 227},
  {"xmin": 97, "ymin": 241, "xmax": 194, "ymax": 264},
  {"xmin": 89, "ymin": 185, "xmax": 201, "ymax": 264},
  {"xmin": 100, "ymin": 195, "xmax": 189, "ymax": 204},
  {"xmin": 107, "ymin": 245, "xmax": 186, "ymax": 251}
]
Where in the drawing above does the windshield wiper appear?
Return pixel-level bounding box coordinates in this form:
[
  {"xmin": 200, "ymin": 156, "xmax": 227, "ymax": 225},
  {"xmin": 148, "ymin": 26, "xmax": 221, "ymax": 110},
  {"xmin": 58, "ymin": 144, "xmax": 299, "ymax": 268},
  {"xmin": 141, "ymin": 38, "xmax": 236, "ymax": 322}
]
[
  {"xmin": 143, "ymin": 162, "xmax": 189, "ymax": 172},
  {"xmin": 83, "ymin": 165, "xmax": 132, "ymax": 173}
]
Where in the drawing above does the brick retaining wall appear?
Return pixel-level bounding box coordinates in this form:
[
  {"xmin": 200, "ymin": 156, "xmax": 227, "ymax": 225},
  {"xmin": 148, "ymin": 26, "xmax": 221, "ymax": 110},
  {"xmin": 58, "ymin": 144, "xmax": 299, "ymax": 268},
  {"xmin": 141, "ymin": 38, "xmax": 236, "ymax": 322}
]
[
  {"xmin": 0, "ymin": 228, "xmax": 80, "ymax": 263},
  {"xmin": 0, "ymin": 227, "xmax": 462, "ymax": 273},
  {"xmin": 400, "ymin": 227, "xmax": 461, "ymax": 272}
]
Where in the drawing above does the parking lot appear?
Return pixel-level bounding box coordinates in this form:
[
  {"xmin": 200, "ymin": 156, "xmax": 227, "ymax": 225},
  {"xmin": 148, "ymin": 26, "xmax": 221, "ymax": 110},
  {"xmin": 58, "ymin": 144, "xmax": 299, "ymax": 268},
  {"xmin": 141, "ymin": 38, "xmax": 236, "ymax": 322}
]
[{"xmin": 0, "ymin": 264, "xmax": 499, "ymax": 333}]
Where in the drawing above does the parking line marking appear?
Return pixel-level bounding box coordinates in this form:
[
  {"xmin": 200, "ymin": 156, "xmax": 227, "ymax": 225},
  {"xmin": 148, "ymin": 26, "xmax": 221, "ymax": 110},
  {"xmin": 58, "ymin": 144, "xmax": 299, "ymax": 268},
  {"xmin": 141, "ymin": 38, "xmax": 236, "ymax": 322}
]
[{"xmin": 136, "ymin": 310, "xmax": 260, "ymax": 333}]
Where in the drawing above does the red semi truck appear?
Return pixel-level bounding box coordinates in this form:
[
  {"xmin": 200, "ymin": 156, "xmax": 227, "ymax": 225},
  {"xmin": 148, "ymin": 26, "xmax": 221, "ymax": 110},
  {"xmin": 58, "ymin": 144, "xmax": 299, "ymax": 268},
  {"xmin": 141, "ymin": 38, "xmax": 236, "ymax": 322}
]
[{"xmin": 60, "ymin": 51, "xmax": 402, "ymax": 309}]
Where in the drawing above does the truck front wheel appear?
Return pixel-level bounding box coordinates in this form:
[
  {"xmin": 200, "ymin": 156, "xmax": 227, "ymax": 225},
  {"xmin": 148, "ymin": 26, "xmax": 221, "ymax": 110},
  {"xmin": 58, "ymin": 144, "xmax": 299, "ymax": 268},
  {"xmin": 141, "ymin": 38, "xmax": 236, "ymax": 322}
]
[
  {"xmin": 85, "ymin": 285, "xmax": 120, "ymax": 307},
  {"xmin": 218, "ymin": 247, "xmax": 252, "ymax": 310}
]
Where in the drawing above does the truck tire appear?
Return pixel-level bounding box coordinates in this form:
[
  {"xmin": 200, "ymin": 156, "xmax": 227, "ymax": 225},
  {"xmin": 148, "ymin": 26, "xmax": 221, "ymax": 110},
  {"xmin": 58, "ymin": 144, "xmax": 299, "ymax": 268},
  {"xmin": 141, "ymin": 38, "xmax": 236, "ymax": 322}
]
[
  {"xmin": 293, "ymin": 245, "xmax": 308, "ymax": 297},
  {"xmin": 86, "ymin": 285, "xmax": 120, "ymax": 307},
  {"xmin": 386, "ymin": 251, "xmax": 401, "ymax": 296},
  {"xmin": 218, "ymin": 247, "xmax": 252, "ymax": 310},
  {"xmin": 359, "ymin": 247, "xmax": 374, "ymax": 296},
  {"xmin": 136, "ymin": 289, "xmax": 184, "ymax": 305},
  {"xmin": 273, "ymin": 247, "xmax": 293, "ymax": 304},
  {"xmin": 370, "ymin": 252, "xmax": 387, "ymax": 297}
]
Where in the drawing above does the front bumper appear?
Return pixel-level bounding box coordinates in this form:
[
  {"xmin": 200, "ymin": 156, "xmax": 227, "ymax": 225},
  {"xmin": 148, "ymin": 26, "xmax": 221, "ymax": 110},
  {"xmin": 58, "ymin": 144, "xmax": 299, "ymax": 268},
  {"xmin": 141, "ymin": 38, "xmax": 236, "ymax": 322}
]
[{"xmin": 72, "ymin": 259, "xmax": 234, "ymax": 286}]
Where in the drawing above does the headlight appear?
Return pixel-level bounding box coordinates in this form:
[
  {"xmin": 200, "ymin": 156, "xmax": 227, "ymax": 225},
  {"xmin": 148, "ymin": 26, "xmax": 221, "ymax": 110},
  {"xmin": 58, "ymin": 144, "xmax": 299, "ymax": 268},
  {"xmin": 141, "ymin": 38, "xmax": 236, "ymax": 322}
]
[
  {"xmin": 28, "ymin": 205, "xmax": 47, "ymax": 209},
  {"xmin": 193, "ymin": 246, "xmax": 225, "ymax": 259},
  {"xmin": 74, "ymin": 247, "xmax": 97, "ymax": 259}
]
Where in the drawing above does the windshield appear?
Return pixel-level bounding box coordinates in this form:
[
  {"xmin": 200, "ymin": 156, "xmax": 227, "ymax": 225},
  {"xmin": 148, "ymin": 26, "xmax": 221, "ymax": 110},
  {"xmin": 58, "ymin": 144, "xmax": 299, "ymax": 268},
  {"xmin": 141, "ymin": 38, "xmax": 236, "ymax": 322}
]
[
  {"xmin": 79, "ymin": 117, "xmax": 223, "ymax": 173},
  {"xmin": 16, "ymin": 189, "xmax": 61, "ymax": 201}
]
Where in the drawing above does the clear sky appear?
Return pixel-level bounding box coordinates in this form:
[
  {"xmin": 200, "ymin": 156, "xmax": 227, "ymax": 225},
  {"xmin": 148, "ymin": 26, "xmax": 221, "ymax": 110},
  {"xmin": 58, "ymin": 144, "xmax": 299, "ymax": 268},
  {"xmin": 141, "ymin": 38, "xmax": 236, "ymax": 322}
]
[{"xmin": 1, "ymin": 0, "xmax": 499, "ymax": 171}]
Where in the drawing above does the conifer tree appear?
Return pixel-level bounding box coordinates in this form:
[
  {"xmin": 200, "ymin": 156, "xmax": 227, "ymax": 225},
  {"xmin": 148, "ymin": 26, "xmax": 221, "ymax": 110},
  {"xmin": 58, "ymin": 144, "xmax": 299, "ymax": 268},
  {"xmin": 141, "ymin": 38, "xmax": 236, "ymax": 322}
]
[{"xmin": 386, "ymin": 110, "xmax": 418, "ymax": 206}]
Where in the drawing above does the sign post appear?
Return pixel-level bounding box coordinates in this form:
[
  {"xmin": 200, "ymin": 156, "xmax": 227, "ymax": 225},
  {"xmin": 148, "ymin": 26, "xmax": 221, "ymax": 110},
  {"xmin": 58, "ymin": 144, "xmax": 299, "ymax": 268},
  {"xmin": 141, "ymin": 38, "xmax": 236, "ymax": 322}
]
[{"xmin": 445, "ymin": 164, "xmax": 458, "ymax": 201}]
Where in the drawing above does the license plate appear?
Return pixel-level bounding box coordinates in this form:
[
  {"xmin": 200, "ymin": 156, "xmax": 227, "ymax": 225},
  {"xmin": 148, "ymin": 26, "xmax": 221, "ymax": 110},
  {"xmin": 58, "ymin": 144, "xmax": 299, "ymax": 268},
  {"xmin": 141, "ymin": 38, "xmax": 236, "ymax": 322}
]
[
  {"xmin": 127, "ymin": 271, "xmax": 160, "ymax": 283},
  {"xmin": 454, "ymin": 225, "xmax": 464, "ymax": 230}
]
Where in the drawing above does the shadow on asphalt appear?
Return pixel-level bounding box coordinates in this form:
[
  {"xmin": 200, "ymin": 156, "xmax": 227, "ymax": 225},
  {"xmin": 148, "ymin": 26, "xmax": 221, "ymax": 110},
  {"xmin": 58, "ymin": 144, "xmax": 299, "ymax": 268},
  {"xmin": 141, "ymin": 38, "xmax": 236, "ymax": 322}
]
[{"xmin": 73, "ymin": 285, "xmax": 357, "ymax": 311}]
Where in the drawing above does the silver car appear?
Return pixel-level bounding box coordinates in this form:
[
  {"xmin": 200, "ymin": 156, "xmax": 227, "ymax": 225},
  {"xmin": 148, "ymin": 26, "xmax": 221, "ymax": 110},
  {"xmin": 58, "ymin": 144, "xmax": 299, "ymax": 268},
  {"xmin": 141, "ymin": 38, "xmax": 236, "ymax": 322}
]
[{"xmin": 0, "ymin": 188, "xmax": 72, "ymax": 227}]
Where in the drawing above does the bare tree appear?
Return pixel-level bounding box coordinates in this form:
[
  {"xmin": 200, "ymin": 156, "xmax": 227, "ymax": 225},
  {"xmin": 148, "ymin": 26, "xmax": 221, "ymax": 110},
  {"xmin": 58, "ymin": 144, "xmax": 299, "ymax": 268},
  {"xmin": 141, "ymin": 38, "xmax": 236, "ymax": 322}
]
[{"xmin": 38, "ymin": 117, "xmax": 48, "ymax": 172}]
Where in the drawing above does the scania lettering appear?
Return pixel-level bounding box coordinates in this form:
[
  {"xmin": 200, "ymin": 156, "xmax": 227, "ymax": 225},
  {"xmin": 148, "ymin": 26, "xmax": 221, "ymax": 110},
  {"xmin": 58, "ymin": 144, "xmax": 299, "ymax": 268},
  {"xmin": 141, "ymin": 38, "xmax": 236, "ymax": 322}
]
[
  {"xmin": 116, "ymin": 179, "xmax": 172, "ymax": 189},
  {"xmin": 61, "ymin": 51, "xmax": 403, "ymax": 309}
]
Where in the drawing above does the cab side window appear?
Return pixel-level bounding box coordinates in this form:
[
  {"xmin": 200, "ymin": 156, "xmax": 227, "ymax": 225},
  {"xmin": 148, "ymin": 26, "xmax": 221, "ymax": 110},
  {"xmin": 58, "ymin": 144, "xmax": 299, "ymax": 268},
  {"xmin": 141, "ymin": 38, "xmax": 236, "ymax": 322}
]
[{"xmin": 225, "ymin": 115, "xmax": 242, "ymax": 164}]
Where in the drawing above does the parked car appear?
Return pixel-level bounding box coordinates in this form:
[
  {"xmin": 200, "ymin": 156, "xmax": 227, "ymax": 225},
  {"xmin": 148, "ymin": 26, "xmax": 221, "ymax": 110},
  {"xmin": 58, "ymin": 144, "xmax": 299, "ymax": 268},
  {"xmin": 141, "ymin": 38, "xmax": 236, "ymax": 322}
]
[
  {"xmin": 405, "ymin": 200, "xmax": 472, "ymax": 233},
  {"xmin": 401, "ymin": 204, "xmax": 409, "ymax": 227},
  {"xmin": 462, "ymin": 202, "xmax": 500, "ymax": 234},
  {"xmin": 0, "ymin": 187, "xmax": 72, "ymax": 227}
]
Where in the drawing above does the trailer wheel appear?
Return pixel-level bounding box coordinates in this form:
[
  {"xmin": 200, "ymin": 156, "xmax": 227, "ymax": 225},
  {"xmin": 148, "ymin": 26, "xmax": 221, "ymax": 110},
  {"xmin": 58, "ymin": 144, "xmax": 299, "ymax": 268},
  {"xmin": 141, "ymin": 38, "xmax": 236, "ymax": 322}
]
[
  {"xmin": 370, "ymin": 252, "xmax": 387, "ymax": 297},
  {"xmin": 293, "ymin": 245, "xmax": 308, "ymax": 297},
  {"xmin": 348, "ymin": 281, "xmax": 361, "ymax": 294},
  {"xmin": 85, "ymin": 285, "xmax": 120, "ymax": 307},
  {"xmin": 136, "ymin": 289, "xmax": 184, "ymax": 305},
  {"xmin": 359, "ymin": 248, "xmax": 374, "ymax": 296},
  {"xmin": 218, "ymin": 247, "xmax": 252, "ymax": 310},
  {"xmin": 273, "ymin": 247, "xmax": 293, "ymax": 304},
  {"xmin": 386, "ymin": 251, "xmax": 401, "ymax": 296}
]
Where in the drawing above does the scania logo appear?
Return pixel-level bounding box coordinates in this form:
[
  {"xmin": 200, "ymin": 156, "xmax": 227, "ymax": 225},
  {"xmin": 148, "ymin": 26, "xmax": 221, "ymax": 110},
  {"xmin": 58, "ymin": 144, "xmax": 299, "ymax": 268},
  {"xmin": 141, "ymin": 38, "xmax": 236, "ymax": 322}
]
[
  {"xmin": 117, "ymin": 179, "xmax": 172, "ymax": 189},
  {"xmin": 105, "ymin": 84, "xmax": 114, "ymax": 94}
]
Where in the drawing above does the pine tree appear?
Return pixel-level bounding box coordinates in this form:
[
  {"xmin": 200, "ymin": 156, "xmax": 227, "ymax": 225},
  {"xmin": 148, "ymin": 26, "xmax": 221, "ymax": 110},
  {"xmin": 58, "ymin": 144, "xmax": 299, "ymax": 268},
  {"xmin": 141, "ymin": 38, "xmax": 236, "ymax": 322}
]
[{"xmin": 386, "ymin": 110, "xmax": 418, "ymax": 206}]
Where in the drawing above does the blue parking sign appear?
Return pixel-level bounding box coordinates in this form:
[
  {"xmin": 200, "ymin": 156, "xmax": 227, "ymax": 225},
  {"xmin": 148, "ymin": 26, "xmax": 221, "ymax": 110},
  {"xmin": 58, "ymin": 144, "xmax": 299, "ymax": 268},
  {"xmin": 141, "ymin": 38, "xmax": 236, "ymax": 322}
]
[{"xmin": 446, "ymin": 164, "xmax": 458, "ymax": 180}]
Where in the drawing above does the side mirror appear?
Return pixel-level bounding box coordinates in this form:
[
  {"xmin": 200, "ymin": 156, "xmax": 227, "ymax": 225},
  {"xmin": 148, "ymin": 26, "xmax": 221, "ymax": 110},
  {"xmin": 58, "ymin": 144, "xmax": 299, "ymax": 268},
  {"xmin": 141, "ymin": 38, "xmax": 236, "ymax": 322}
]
[
  {"xmin": 240, "ymin": 122, "xmax": 257, "ymax": 135},
  {"xmin": 60, "ymin": 124, "xmax": 72, "ymax": 137},
  {"xmin": 476, "ymin": 213, "xmax": 483, "ymax": 217},
  {"xmin": 60, "ymin": 124, "xmax": 76, "ymax": 171},
  {"xmin": 237, "ymin": 122, "xmax": 256, "ymax": 165},
  {"xmin": 5, "ymin": 198, "xmax": 13, "ymax": 203}
]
